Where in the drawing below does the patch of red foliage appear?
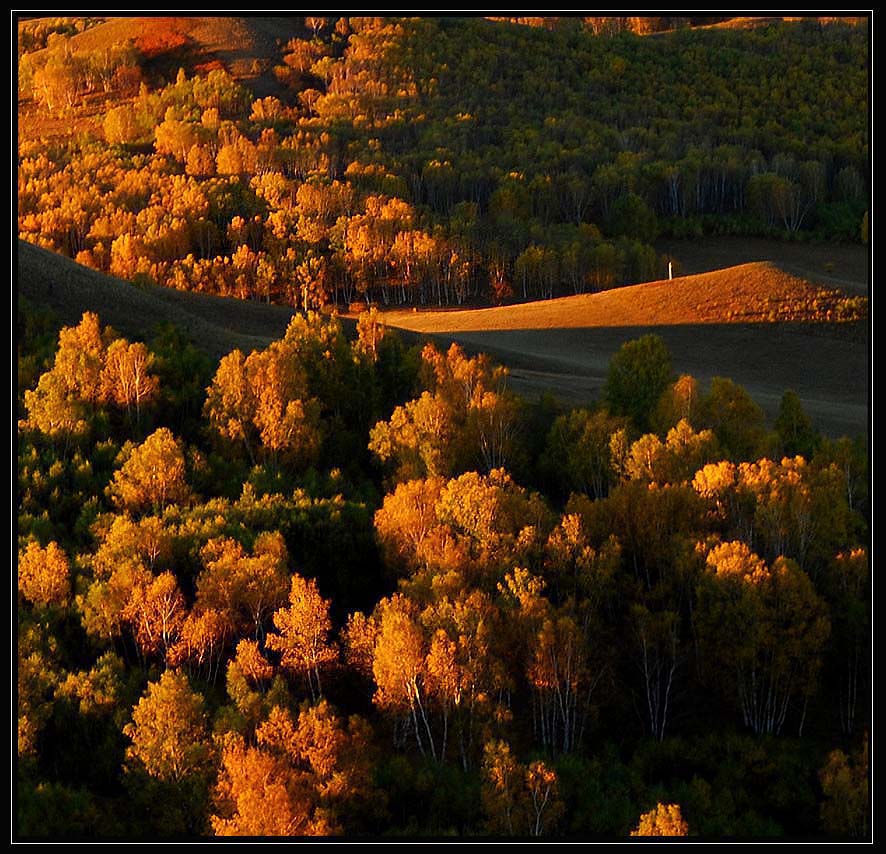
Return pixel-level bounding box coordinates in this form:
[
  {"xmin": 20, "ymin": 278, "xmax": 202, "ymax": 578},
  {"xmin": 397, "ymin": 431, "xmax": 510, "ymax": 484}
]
[
  {"xmin": 134, "ymin": 19, "xmax": 189, "ymax": 58},
  {"xmin": 195, "ymin": 59, "xmax": 225, "ymax": 74}
]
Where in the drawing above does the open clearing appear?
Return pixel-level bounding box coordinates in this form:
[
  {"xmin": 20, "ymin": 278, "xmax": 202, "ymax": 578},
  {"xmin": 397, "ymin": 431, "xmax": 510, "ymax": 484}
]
[
  {"xmin": 17, "ymin": 241, "xmax": 870, "ymax": 440},
  {"xmin": 379, "ymin": 262, "xmax": 870, "ymax": 439}
]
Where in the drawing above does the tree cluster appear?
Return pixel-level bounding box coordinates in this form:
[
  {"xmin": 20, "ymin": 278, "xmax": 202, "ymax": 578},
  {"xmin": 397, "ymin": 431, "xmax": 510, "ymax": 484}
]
[
  {"xmin": 18, "ymin": 16, "xmax": 868, "ymax": 315},
  {"xmin": 16, "ymin": 306, "xmax": 870, "ymax": 838}
]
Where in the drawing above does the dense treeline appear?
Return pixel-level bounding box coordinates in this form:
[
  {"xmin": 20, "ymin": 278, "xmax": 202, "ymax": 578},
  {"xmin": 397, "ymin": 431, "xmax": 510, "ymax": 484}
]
[
  {"xmin": 16, "ymin": 302, "xmax": 870, "ymax": 838},
  {"xmin": 17, "ymin": 16, "xmax": 869, "ymax": 310}
]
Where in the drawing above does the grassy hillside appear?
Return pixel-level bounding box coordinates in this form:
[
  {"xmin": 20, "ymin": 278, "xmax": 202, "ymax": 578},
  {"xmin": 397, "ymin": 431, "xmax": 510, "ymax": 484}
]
[
  {"xmin": 25, "ymin": 15, "xmax": 306, "ymax": 93},
  {"xmin": 378, "ymin": 262, "xmax": 867, "ymax": 332},
  {"xmin": 17, "ymin": 239, "xmax": 299, "ymax": 359},
  {"xmin": 379, "ymin": 263, "xmax": 869, "ymax": 438},
  {"xmin": 17, "ymin": 239, "xmax": 868, "ymax": 438}
]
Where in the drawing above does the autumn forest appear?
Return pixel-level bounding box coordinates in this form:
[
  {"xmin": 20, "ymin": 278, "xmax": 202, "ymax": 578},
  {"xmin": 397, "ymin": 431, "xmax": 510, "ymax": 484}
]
[{"xmin": 15, "ymin": 15, "xmax": 870, "ymax": 840}]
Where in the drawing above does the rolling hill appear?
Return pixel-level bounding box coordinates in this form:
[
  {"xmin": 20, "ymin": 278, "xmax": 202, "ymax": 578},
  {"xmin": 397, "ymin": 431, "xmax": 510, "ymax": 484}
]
[
  {"xmin": 17, "ymin": 239, "xmax": 299, "ymax": 359},
  {"xmin": 378, "ymin": 264, "xmax": 869, "ymax": 440},
  {"xmin": 17, "ymin": 239, "xmax": 869, "ymax": 439},
  {"xmin": 25, "ymin": 15, "xmax": 308, "ymax": 95}
]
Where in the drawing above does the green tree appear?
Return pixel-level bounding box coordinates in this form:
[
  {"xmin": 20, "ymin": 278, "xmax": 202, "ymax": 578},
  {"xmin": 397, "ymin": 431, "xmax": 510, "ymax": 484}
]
[
  {"xmin": 604, "ymin": 335, "xmax": 674, "ymax": 432},
  {"xmin": 700, "ymin": 377, "xmax": 770, "ymax": 461},
  {"xmin": 775, "ymin": 390, "xmax": 818, "ymax": 459},
  {"xmin": 819, "ymin": 734, "xmax": 869, "ymax": 838}
]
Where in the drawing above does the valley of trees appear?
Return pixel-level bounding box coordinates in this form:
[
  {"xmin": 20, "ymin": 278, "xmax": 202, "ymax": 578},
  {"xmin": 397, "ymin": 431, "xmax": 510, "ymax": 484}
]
[
  {"xmin": 17, "ymin": 16, "xmax": 869, "ymax": 310},
  {"xmin": 16, "ymin": 14, "xmax": 870, "ymax": 841},
  {"xmin": 16, "ymin": 298, "xmax": 870, "ymax": 838}
]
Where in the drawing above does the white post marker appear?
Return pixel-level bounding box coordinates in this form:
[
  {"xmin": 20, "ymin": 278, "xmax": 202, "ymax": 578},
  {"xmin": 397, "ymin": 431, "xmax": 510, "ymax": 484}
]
[{"xmin": 668, "ymin": 261, "xmax": 673, "ymax": 281}]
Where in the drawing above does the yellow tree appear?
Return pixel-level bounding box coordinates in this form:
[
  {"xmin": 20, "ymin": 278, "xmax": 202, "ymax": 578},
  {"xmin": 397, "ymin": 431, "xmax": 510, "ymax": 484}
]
[
  {"xmin": 246, "ymin": 342, "xmax": 323, "ymax": 471},
  {"xmin": 481, "ymin": 740, "xmax": 523, "ymax": 835},
  {"xmin": 203, "ymin": 349, "xmax": 254, "ymax": 462},
  {"xmin": 99, "ymin": 338, "xmax": 159, "ymax": 424},
  {"xmin": 652, "ymin": 373, "xmax": 702, "ymax": 433},
  {"xmin": 195, "ymin": 532, "xmax": 291, "ymax": 638},
  {"xmin": 372, "ymin": 476, "xmax": 447, "ymax": 576},
  {"xmin": 167, "ymin": 608, "xmax": 233, "ymax": 684},
  {"xmin": 18, "ymin": 540, "xmax": 71, "ymax": 608},
  {"xmin": 369, "ymin": 391, "xmax": 455, "ymax": 480},
  {"xmin": 422, "ymin": 589, "xmax": 508, "ymax": 767},
  {"xmin": 696, "ymin": 541, "xmax": 830, "ymax": 735},
  {"xmin": 203, "ymin": 340, "xmax": 323, "ymax": 471},
  {"xmin": 123, "ymin": 669, "xmax": 211, "ymax": 783},
  {"xmin": 354, "ymin": 307, "xmax": 386, "ymax": 363},
  {"xmin": 211, "ymin": 701, "xmax": 373, "ymax": 836},
  {"xmin": 819, "ymin": 734, "xmax": 869, "ymax": 838},
  {"xmin": 626, "ymin": 420, "xmax": 720, "ymax": 485},
  {"xmin": 631, "ymin": 803, "xmax": 689, "ymax": 836},
  {"xmin": 122, "ymin": 571, "xmax": 186, "ymax": 658},
  {"xmin": 266, "ymin": 573, "xmax": 338, "ymax": 701},
  {"xmin": 22, "ymin": 311, "xmax": 115, "ymax": 440},
  {"xmin": 368, "ymin": 595, "xmax": 435, "ymax": 759},
  {"xmin": 481, "ymin": 740, "xmax": 563, "ymax": 836},
  {"xmin": 528, "ymin": 611, "xmax": 593, "ymax": 754},
  {"xmin": 110, "ymin": 428, "xmax": 192, "ymax": 513},
  {"xmin": 22, "ymin": 366, "xmax": 90, "ymax": 440},
  {"xmin": 369, "ymin": 343, "xmax": 519, "ymax": 480},
  {"xmin": 225, "ymin": 638, "xmax": 275, "ymax": 729},
  {"xmin": 53, "ymin": 311, "xmax": 108, "ymax": 405}
]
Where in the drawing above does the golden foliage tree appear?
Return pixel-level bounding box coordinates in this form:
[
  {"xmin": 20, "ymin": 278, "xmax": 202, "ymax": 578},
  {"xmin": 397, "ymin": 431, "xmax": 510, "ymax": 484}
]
[
  {"xmin": 204, "ymin": 338, "xmax": 323, "ymax": 471},
  {"xmin": 631, "ymin": 802, "xmax": 689, "ymax": 837},
  {"xmin": 266, "ymin": 573, "xmax": 338, "ymax": 700},
  {"xmin": 100, "ymin": 338, "xmax": 158, "ymax": 424},
  {"xmin": 18, "ymin": 540, "xmax": 71, "ymax": 608},
  {"xmin": 369, "ymin": 343, "xmax": 519, "ymax": 480},
  {"xmin": 225, "ymin": 638, "xmax": 276, "ymax": 729},
  {"xmin": 123, "ymin": 669, "xmax": 211, "ymax": 783},
  {"xmin": 110, "ymin": 428, "xmax": 192, "ymax": 513},
  {"xmin": 819, "ymin": 734, "xmax": 869, "ymax": 838},
  {"xmin": 195, "ymin": 532, "xmax": 291, "ymax": 638},
  {"xmin": 481, "ymin": 740, "xmax": 563, "ymax": 836},
  {"xmin": 696, "ymin": 541, "xmax": 830, "ymax": 735},
  {"xmin": 21, "ymin": 311, "xmax": 117, "ymax": 439},
  {"xmin": 211, "ymin": 701, "xmax": 373, "ymax": 836},
  {"xmin": 122, "ymin": 570, "xmax": 186, "ymax": 658},
  {"xmin": 167, "ymin": 608, "xmax": 233, "ymax": 683}
]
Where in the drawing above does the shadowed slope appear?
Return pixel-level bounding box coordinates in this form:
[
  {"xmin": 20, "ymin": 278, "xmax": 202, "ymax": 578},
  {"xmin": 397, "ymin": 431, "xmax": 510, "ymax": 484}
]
[
  {"xmin": 379, "ymin": 263, "xmax": 869, "ymax": 439},
  {"xmin": 17, "ymin": 240, "xmax": 299, "ymax": 359},
  {"xmin": 16, "ymin": 242, "xmax": 869, "ymax": 437}
]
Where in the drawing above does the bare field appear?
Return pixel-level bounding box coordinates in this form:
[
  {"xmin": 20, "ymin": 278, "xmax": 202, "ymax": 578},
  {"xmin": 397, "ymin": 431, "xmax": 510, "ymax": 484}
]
[{"xmin": 380, "ymin": 263, "xmax": 870, "ymax": 439}]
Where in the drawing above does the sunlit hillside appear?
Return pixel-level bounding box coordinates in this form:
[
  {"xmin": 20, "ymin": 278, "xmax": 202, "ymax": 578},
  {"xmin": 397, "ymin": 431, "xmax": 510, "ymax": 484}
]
[
  {"xmin": 380, "ymin": 262, "xmax": 867, "ymax": 332},
  {"xmin": 16, "ymin": 14, "xmax": 871, "ymax": 844}
]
